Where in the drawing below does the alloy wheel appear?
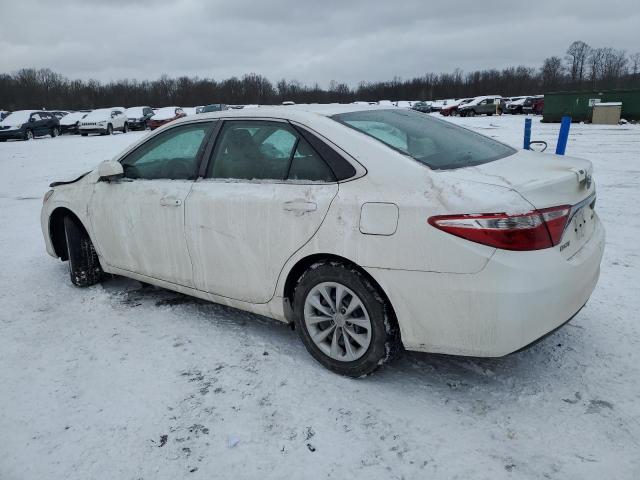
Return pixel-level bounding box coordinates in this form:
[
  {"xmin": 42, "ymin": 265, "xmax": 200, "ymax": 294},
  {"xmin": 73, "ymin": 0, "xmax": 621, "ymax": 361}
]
[{"xmin": 303, "ymin": 282, "xmax": 372, "ymax": 362}]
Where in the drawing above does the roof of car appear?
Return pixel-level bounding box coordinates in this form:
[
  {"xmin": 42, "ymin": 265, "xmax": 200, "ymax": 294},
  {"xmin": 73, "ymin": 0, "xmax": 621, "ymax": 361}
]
[{"xmin": 184, "ymin": 103, "xmax": 396, "ymax": 123}]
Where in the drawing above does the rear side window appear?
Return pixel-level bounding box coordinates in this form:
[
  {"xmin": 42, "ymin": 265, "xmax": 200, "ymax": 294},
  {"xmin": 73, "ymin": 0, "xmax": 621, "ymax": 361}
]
[
  {"xmin": 332, "ymin": 109, "xmax": 516, "ymax": 170},
  {"xmin": 207, "ymin": 121, "xmax": 335, "ymax": 182}
]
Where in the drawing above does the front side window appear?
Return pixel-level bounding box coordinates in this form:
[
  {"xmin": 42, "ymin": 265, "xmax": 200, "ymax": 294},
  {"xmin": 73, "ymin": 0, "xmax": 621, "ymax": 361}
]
[
  {"xmin": 332, "ymin": 109, "xmax": 516, "ymax": 170},
  {"xmin": 207, "ymin": 121, "xmax": 334, "ymax": 182},
  {"xmin": 121, "ymin": 122, "xmax": 214, "ymax": 180}
]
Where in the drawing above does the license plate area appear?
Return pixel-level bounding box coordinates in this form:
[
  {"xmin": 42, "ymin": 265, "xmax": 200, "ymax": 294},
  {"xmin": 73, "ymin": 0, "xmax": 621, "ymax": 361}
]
[{"xmin": 559, "ymin": 196, "xmax": 596, "ymax": 259}]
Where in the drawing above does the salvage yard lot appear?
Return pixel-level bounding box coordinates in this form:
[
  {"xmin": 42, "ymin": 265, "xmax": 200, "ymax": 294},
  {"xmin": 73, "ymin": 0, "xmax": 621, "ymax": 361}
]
[{"xmin": 1, "ymin": 114, "xmax": 639, "ymax": 479}]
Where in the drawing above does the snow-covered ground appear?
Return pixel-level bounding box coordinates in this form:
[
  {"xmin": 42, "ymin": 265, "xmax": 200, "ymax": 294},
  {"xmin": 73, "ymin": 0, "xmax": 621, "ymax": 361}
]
[{"xmin": 1, "ymin": 115, "xmax": 639, "ymax": 479}]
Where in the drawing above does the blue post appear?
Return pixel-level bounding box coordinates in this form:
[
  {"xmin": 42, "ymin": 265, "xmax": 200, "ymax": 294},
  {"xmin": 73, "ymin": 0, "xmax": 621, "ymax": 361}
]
[
  {"xmin": 555, "ymin": 116, "xmax": 571, "ymax": 155},
  {"xmin": 523, "ymin": 118, "xmax": 532, "ymax": 150}
]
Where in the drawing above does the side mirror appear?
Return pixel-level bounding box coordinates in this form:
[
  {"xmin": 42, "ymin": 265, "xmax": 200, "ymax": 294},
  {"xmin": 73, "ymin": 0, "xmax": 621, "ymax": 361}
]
[{"xmin": 97, "ymin": 160, "xmax": 124, "ymax": 182}]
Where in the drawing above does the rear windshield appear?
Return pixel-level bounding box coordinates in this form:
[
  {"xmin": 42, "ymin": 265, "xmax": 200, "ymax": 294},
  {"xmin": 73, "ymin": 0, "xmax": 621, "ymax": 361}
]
[{"xmin": 332, "ymin": 109, "xmax": 516, "ymax": 170}]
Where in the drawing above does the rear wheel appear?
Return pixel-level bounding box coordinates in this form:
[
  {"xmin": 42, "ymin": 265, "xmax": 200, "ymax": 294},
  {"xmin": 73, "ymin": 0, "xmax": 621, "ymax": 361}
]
[
  {"xmin": 293, "ymin": 261, "xmax": 401, "ymax": 377},
  {"xmin": 63, "ymin": 216, "xmax": 103, "ymax": 287}
]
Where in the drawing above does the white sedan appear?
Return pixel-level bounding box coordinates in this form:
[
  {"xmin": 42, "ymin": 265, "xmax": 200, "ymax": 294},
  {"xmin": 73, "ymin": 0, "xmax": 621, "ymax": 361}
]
[{"xmin": 41, "ymin": 105, "xmax": 604, "ymax": 376}]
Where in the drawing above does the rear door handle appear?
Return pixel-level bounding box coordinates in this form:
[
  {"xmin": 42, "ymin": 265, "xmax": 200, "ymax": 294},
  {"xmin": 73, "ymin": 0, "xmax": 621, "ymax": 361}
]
[
  {"xmin": 283, "ymin": 200, "xmax": 317, "ymax": 213},
  {"xmin": 160, "ymin": 196, "xmax": 182, "ymax": 207}
]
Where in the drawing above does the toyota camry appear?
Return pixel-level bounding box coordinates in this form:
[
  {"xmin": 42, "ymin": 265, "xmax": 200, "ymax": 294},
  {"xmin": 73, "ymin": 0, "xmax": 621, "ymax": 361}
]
[{"xmin": 41, "ymin": 105, "xmax": 604, "ymax": 376}]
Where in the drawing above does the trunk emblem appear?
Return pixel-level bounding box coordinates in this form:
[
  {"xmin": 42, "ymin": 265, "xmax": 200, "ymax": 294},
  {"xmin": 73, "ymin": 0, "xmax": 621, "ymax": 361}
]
[{"xmin": 572, "ymin": 168, "xmax": 592, "ymax": 189}]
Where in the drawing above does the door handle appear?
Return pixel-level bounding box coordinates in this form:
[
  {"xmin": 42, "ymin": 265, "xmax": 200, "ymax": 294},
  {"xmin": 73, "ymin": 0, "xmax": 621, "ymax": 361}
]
[
  {"xmin": 160, "ymin": 197, "xmax": 182, "ymax": 207},
  {"xmin": 283, "ymin": 200, "xmax": 317, "ymax": 213}
]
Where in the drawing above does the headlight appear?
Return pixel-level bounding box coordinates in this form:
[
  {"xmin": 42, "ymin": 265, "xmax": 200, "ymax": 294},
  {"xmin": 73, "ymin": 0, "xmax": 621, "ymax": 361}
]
[{"xmin": 43, "ymin": 190, "xmax": 54, "ymax": 204}]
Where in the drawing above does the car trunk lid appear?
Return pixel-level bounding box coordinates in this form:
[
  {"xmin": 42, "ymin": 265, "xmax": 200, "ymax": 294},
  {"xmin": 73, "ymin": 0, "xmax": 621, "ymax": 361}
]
[{"xmin": 445, "ymin": 150, "xmax": 597, "ymax": 259}]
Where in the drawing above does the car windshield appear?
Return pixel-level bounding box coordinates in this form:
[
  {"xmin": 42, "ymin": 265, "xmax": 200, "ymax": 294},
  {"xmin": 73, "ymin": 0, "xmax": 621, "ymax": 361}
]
[
  {"xmin": 125, "ymin": 107, "xmax": 146, "ymax": 117},
  {"xmin": 0, "ymin": 110, "xmax": 34, "ymax": 126},
  {"xmin": 332, "ymin": 109, "xmax": 516, "ymax": 170},
  {"xmin": 153, "ymin": 107, "xmax": 179, "ymax": 119},
  {"xmin": 61, "ymin": 112, "xmax": 88, "ymax": 124}
]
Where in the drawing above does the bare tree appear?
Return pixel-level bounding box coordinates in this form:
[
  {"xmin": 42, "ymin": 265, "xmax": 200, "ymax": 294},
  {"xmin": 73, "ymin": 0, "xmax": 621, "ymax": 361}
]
[
  {"xmin": 601, "ymin": 48, "xmax": 628, "ymax": 80},
  {"xmin": 631, "ymin": 52, "xmax": 640, "ymax": 77},
  {"xmin": 566, "ymin": 40, "xmax": 591, "ymax": 82},
  {"xmin": 588, "ymin": 48, "xmax": 606, "ymax": 86},
  {"xmin": 541, "ymin": 56, "xmax": 564, "ymax": 87}
]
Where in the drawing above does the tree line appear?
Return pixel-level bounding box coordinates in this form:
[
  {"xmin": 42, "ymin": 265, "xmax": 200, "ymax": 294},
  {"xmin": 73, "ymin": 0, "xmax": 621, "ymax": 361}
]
[{"xmin": 1, "ymin": 40, "xmax": 638, "ymax": 111}]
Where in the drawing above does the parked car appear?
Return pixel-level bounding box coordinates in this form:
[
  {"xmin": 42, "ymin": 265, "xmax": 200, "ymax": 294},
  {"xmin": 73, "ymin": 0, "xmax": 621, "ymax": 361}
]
[
  {"xmin": 458, "ymin": 96, "xmax": 503, "ymax": 116},
  {"xmin": 439, "ymin": 98, "xmax": 472, "ymax": 116},
  {"xmin": 395, "ymin": 101, "xmax": 413, "ymax": 108},
  {"xmin": 60, "ymin": 110, "xmax": 91, "ymax": 134},
  {"xmin": 523, "ymin": 95, "xmax": 544, "ymax": 115},
  {"xmin": 148, "ymin": 106, "xmax": 186, "ymax": 130},
  {"xmin": 411, "ymin": 101, "xmax": 431, "ymax": 113},
  {"xmin": 504, "ymin": 97, "xmax": 532, "ymax": 114},
  {"xmin": 79, "ymin": 108, "xmax": 128, "ymax": 136},
  {"xmin": 125, "ymin": 106, "xmax": 154, "ymax": 131},
  {"xmin": 428, "ymin": 100, "xmax": 445, "ymax": 112},
  {"xmin": 50, "ymin": 111, "xmax": 70, "ymax": 119},
  {"xmin": 41, "ymin": 105, "xmax": 604, "ymax": 377},
  {"xmin": 0, "ymin": 110, "xmax": 60, "ymax": 141}
]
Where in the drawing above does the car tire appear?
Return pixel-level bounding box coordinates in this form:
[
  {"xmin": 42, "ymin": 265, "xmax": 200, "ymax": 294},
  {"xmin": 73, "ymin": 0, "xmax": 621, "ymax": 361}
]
[
  {"xmin": 51, "ymin": 127, "xmax": 60, "ymax": 137},
  {"xmin": 24, "ymin": 129, "xmax": 34, "ymax": 140},
  {"xmin": 81, "ymin": 133, "xmax": 88, "ymax": 136},
  {"xmin": 106, "ymin": 124, "xmax": 113, "ymax": 135},
  {"xmin": 63, "ymin": 216, "xmax": 103, "ymax": 287},
  {"xmin": 292, "ymin": 260, "xmax": 402, "ymax": 377},
  {"xmin": 467, "ymin": 110, "xmax": 476, "ymax": 117},
  {"xmin": 123, "ymin": 123, "xmax": 128, "ymax": 133}
]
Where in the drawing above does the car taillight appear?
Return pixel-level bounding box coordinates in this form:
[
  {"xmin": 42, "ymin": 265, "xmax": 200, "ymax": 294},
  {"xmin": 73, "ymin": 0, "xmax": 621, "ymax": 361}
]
[{"xmin": 428, "ymin": 205, "xmax": 571, "ymax": 251}]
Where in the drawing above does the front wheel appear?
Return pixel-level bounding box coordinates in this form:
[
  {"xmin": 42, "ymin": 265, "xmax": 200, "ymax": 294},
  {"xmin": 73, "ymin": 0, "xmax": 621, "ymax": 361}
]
[
  {"xmin": 122, "ymin": 123, "xmax": 128, "ymax": 133},
  {"xmin": 64, "ymin": 216, "xmax": 103, "ymax": 287},
  {"xmin": 24, "ymin": 129, "xmax": 34, "ymax": 140},
  {"xmin": 293, "ymin": 261, "xmax": 401, "ymax": 377},
  {"xmin": 106, "ymin": 124, "xmax": 113, "ymax": 135},
  {"xmin": 467, "ymin": 110, "xmax": 476, "ymax": 117},
  {"xmin": 51, "ymin": 127, "xmax": 60, "ymax": 137}
]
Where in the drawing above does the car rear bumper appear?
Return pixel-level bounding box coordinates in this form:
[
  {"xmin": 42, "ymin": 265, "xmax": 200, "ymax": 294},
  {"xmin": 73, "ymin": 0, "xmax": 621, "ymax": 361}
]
[
  {"xmin": 127, "ymin": 120, "xmax": 147, "ymax": 130},
  {"xmin": 366, "ymin": 216, "xmax": 605, "ymax": 357},
  {"xmin": 60, "ymin": 125, "xmax": 78, "ymax": 134}
]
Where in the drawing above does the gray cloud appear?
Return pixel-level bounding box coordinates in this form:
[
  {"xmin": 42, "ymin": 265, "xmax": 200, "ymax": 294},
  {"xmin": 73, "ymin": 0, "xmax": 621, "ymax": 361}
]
[{"xmin": 0, "ymin": 0, "xmax": 638, "ymax": 86}]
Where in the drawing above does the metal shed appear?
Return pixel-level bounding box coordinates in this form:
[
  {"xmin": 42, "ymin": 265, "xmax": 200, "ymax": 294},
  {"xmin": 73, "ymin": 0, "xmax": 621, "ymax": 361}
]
[
  {"xmin": 542, "ymin": 88, "xmax": 640, "ymax": 122},
  {"xmin": 591, "ymin": 102, "xmax": 622, "ymax": 125}
]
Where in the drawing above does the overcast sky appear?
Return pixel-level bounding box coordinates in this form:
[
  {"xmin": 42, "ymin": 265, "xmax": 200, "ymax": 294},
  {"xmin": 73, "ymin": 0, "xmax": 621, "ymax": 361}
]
[{"xmin": 1, "ymin": 0, "xmax": 638, "ymax": 86}]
